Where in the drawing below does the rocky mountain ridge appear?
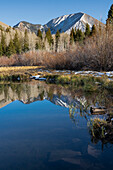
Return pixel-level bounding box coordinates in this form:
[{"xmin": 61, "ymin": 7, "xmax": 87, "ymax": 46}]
[{"xmin": 13, "ymin": 12, "xmax": 104, "ymax": 34}]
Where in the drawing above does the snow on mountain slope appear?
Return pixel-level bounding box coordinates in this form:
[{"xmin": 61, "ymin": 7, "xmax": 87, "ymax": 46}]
[
  {"xmin": 13, "ymin": 12, "xmax": 104, "ymax": 34},
  {"xmin": 44, "ymin": 12, "xmax": 84, "ymax": 34},
  {"xmin": 44, "ymin": 12, "xmax": 102, "ymax": 34}
]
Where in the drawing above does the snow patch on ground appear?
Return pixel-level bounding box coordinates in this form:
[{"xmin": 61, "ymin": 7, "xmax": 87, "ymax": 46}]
[
  {"xmin": 30, "ymin": 70, "xmax": 113, "ymax": 81},
  {"xmin": 30, "ymin": 75, "xmax": 46, "ymax": 81},
  {"xmin": 74, "ymin": 71, "xmax": 113, "ymax": 79}
]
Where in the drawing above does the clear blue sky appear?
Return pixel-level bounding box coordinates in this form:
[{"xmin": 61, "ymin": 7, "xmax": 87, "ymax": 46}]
[{"xmin": 0, "ymin": 0, "xmax": 112, "ymax": 26}]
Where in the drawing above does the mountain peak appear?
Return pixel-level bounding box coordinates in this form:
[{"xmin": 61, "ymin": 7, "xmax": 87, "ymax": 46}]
[
  {"xmin": 13, "ymin": 12, "xmax": 104, "ymax": 34},
  {"xmin": 14, "ymin": 21, "xmax": 42, "ymax": 33},
  {"xmin": 44, "ymin": 12, "xmax": 85, "ymax": 34}
]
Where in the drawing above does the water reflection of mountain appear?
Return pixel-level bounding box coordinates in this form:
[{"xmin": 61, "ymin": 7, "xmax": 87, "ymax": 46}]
[
  {"xmin": 0, "ymin": 82, "xmax": 80, "ymax": 109},
  {"xmin": 0, "ymin": 81, "xmax": 113, "ymax": 149},
  {"xmin": 0, "ymin": 81, "xmax": 113, "ymax": 110}
]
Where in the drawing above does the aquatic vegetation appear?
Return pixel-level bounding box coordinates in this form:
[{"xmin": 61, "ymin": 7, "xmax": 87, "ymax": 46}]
[
  {"xmin": 87, "ymin": 117, "xmax": 113, "ymax": 146},
  {"xmin": 88, "ymin": 118, "xmax": 107, "ymax": 138}
]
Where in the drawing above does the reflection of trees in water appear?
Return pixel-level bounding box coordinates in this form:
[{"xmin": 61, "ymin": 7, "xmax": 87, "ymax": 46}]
[
  {"xmin": 47, "ymin": 85, "xmax": 64, "ymax": 101},
  {"xmin": 0, "ymin": 84, "xmax": 4, "ymax": 95},
  {"xmin": 39, "ymin": 91, "xmax": 45, "ymax": 100},
  {"xmin": 85, "ymin": 89, "xmax": 113, "ymax": 110},
  {"xmin": 68, "ymin": 89, "xmax": 113, "ymax": 149},
  {"xmin": 0, "ymin": 81, "xmax": 113, "ymax": 149},
  {"xmin": 0, "ymin": 83, "xmax": 27, "ymax": 102},
  {"xmin": 25, "ymin": 84, "xmax": 31, "ymax": 102},
  {"xmin": 4, "ymin": 84, "xmax": 9, "ymax": 101},
  {"xmin": 0, "ymin": 81, "xmax": 112, "ymax": 110},
  {"xmin": 0, "ymin": 84, "xmax": 12, "ymax": 101},
  {"xmin": 0, "ymin": 83, "xmax": 31, "ymax": 102},
  {"xmin": 47, "ymin": 88, "xmax": 54, "ymax": 101},
  {"xmin": 69, "ymin": 99, "xmax": 90, "ymax": 125},
  {"xmin": 10, "ymin": 83, "xmax": 25, "ymax": 100}
]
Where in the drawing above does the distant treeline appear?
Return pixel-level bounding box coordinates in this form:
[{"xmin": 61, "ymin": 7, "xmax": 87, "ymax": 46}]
[{"xmin": 0, "ymin": 22, "xmax": 98, "ymax": 57}]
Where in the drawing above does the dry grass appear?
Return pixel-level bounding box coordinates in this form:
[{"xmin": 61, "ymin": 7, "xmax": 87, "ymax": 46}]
[
  {"xmin": 0, "ymin": 66, "xmax": 45, "ymax": 80},
  {"xmin": 0, "ymin": 66, "xmax": 42, "ymax": 72}
]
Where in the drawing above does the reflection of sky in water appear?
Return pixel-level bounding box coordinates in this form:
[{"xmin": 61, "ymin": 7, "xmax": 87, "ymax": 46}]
[{"xmin": 0, "ymin": 99, "xmax": 112, "ymax": 170}]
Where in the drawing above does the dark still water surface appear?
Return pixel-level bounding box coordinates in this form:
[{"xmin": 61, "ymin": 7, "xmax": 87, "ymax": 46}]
[{"xmin": 0, "ymin": 81, "xmax": 113, "ymax": 170}]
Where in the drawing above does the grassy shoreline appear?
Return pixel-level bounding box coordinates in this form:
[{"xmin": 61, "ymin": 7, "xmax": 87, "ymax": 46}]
[
  {"xmin": 0, "ymin": 66, "xmax": 113, "ymax": 91},
  {"xmin": 45, "ymin": 74, "xmax": 113, "ymax": 92},
  {"xmin": 0, "ymin": 66, "xmax": 44, "ymax": 81}
]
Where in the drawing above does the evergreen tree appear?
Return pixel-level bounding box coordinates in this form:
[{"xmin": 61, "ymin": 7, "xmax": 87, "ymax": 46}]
[
  {"xmin": 55, "ymin": 30, "xmax": 60, "ymax": 52},
  {"xmin": 23, "ymin": 30, "xmax": 29, "ymax": 52},
  {"xmin": 37, "ymin": 29, "xmax": 42, "ymax": 39},
  {"xmin": 42, "ymin": 42, "xmax": 45, "ymax": 50},
  {"xmin": 107, "ymin": 4, "xmax": 113, "ymax": 25},
  {"xmin": 6, "ymin": 39, "xmax": 16, "ymax": 56},
  {"xmin": 35, "ymin": 42, "xmax": 39, "ymax": 50},
  {"xmin": 90, "ymin": 25, "xmax": 96, "ymax": 36},
  {"xmin": 75, "ymin": 29, "xmax": 84, "ymax": 42},
  {"xmin": 35, "ymin": 41, "xmax": 42, "ymax": 50},
  {"xmin": 85, "ymin": 23, "xmax": 90, "ymax": 37},
  {"xmin": 6, "ymin": 27, "xmax": 11, "ymax": 33},
  {"xmin": 0, "ymin": 43, "xmax": 3, "ymax": 56},
  {"xmin": 70, "ymin": 28, "xmax": 75, "ymax": 45},
  {"xmin": 46, "ymin": 28, "xmax": 54, "ymax": 47},
  {"xmin": 0, "ymin": 26, "xmax": 3, "ymax": 31},
  {"xmin": 75, "ymin": 27, "xmax": 76, "ymax": 34},
  {"xmin": 1, "ymin": 32, "xmax": 6, "ymax": 55},
  {"xmin": 13, "ymin": 31, "xmax": 22, "ymax": 54}
]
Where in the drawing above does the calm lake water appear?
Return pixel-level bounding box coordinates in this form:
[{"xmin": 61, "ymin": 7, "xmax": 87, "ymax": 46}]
[{"xmin": 0, "ymin": 81, "xmax": 113, "ymax": 170}]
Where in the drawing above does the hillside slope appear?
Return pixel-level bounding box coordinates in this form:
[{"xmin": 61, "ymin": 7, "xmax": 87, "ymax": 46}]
[{"xmin": 0, "ymin": 21, "xmax": 9, "ymax": 29}]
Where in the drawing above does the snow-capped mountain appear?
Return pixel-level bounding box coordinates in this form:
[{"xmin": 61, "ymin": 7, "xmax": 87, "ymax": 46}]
[
  {"xmin": 43, "ymin": 12, "xmax": 101, "ymax": 34},
  {"xmin": 14, "ymin": 12, "xmax": 103, "ymax": 34}
]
